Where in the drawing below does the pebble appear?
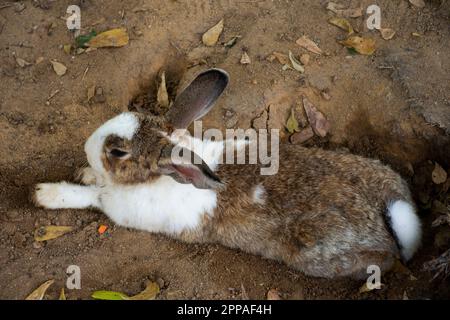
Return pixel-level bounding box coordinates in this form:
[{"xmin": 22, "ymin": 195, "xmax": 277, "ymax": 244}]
[
  {"xmin": 6, "ymin": 210, "xmax": 23, "ymax": 222},
  {"xmin": 94, "ymin": 87, "xmax": 106, "ymax": 103},
  {"xmin": 321, "ymin": 90, "xmax": 331, "ymax": 101},
  {"xmin": 290, "ymin": 127, "xmax": 314, "ymax": 144},
  {"xmin": 156, "ymin": 277, "xmax": 165, "ymax": 289},
  {"xmin": 3, "ymin": 222, "xmax": 17, "ymax": 236},
  {"xmin": 300, "ymin": 54, "xmax": 310, "ymax": 65},
  {"xmin": 33, "ymin": 241, "xmax": 43, "ymax": 249}
]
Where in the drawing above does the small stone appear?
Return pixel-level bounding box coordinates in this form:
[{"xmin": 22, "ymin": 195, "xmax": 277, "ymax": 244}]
[
  {"xmin": 251, "ymin": 110, "xmax": 268, "ymax": 130},
  {"xmin": 3, "ymin": 222, "xmax": 17, "ymax": 236},
  {"xmin": 13, "ymin": 233, "xmax": 26, "ymax": 247},
  {"xmin": 321, "ymin": 90, "xmax": 331, "ymax": 101},
  {"xmin": 300, "ymin": 54, "xmax": 310, "ymax": 65},
  {"xmin": 33, "ymin": 241, "xmax": 43, "ymax": 249},
  {"xmin": 290, "ymin": 127, "xmax": 314, "ymax": 144},
  {"xmin": 224, "ymin": 109, "xmax": 235, "ymax": 118},
  {"xmin": 434, "ymin": 228, "xmax": 450, "ymax": 249},
  {"xmin": 225, "ymin": 116, "xmax": 238, "ymax": 128},
  {"xmin": 156, "ymin": 277, "xmax": 165, "ymax": 289},
  {"xmin": 6, "ymin": 210, "xmax": 23, "ymax": 222},
  {"xmin": 94, "ymin": 87, "xmax": 106, "ymax": 103},
  {"xmin": 267, "ymin": 288, "xmax": 282, "ymax": 300},
  {"xmin": 14, "ymin": 2, "xmax": 26, "ymax": 12},
  {"xmin": 432, "ymin": 162, "xmax": 447, "ymax": 184}
]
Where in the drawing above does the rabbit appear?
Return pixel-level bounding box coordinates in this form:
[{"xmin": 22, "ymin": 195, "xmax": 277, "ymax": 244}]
[{"xmin": 33, "ymin": 68, "xmax": 421, "ymax": 279}]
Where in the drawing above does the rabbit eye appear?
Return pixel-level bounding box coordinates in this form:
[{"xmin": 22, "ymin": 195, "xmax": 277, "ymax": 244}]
[{"xmin": 109, "ymin": 148, "xmax": 129, "ymax": 158}]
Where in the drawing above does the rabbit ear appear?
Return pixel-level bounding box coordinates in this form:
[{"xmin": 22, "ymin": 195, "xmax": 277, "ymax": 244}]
[
  {"xmin": 166, "ymin": 68, "xmax": 229, "ymax": 129},
  {"xmin": 158, "ymin": 145, "xmax": 223, "ymax": 189}
]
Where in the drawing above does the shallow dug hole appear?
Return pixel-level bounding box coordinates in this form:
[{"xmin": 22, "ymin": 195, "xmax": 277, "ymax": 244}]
[{"xmin": 0, "ymin": 0, "xmax": 450, "ymax": 299}]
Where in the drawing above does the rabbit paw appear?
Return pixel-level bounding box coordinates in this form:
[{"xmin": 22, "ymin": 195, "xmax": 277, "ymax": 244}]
[
  {"xmin": 32, "ymin": 182, "xmax": 100, "ymax": 209},
  {"xmin": 33, "ymin": 183, "xmax": 67, "ymax": 209}
]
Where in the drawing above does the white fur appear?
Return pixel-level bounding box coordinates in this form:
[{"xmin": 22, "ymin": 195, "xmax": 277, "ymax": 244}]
[
  {"xmin": 37, "ymin": 167, "xmax": 218, "ymax": 235},
  {"xmin": 387, "ymin": 200, "xmax": 421, "ymax": 261},
  {"xmin": 252, "ymin": 184, "xmax": 266, "ymax": 205},
  {"xmin": 99, "ymin": 176, "xmax": 217, "ymax": 234},
  {"xmin": 84, "ymin": 112, "xmax": 139, "ymax": 175},
  {"xmin": 35, "ymin": 182, "xmax": 101, "ymax": 209}
]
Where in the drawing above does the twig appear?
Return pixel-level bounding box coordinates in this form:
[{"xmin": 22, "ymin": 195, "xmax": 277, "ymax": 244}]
[
  {"xmin": 81, "ymin": 66, "xmax": 89, "ymax": 81},
  {"xmin": 0, "ymin": 3, "xmax": 13, "ymax": 10},
  {"xmin": 423, "ymin": 249, "xmax": 450, "ymax": 281}
]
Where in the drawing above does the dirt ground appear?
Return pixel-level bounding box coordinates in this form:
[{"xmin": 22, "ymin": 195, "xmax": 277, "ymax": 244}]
[{"xmin": 1, "ymin": 0, "xmax": 450, "ymax": 300}]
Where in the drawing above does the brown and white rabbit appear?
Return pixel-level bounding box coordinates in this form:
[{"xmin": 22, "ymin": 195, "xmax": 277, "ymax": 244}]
[{"xmin": 33, "ymin": 69, "xmax": 421, "ymax": 279}]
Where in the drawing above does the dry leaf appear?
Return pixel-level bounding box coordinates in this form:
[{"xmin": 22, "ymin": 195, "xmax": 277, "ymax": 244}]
[
  {"xmin": 359, "ymin": 281, "xmax": 383, "ymax": 293},
  {"xmin": 16, "ymin": 57, "xmax": 32, "ymax": 68},
  {"xmin": 432, "ymin": 215, "xmax": 450, "ymax": 228},
  {"xmin": 50, "ymin": 60, "xmax": 67, "ymax": 76},
  {"xmin": 288, "ymin": 51, "xmax": 304, "ymax": 73},
  {"xmin": 87, "ymin": 85, "xmax": 96, "ymax": 102},
  {"xmin": 34, "ymin": 226, "xmax": 73, "ymax": 242},
  {"xmin": 296, "ymin": 36, "xmax": 322, "ymax": 55},
  {"xmin": 157, "ymin": 71, "xmax": 169, "ymax": 108},
  {"xmin": 303, "ymin": 97, "xmax": 330, "ymax": 137},
  {"xmin": 130, "ymin": 281, "xmax": 160, "ymax": 300},
  {"xmin": 328, "ymin": 17, "xmax": 354, "ymax": 35},
  {"xmin": 379, "ymin": 28, "xmax": 396, "ymax": 40},
  {"xmin": 267, "ymin": 288, "xmax": 282, "ymax": 300},
  {"xmin": 59, "ymin": 288, "xmax": 66, "ymax": 300},
  {"xmin": 432, "ymin": 162, "xmax": 447, "ymax": 184},
  {"xmin": 35, "ymin": 56, "xmax": 45, "ymax": 64},
  {"xmin": 326, "ymin": 2, "xmax": 363, "ymax": 17},
  {"xmin": 63, "ymin": 44, "xmax": 72, "ymax": 54},
  {"xmin": 392, "ymin": 260, "xmax": 413, "ymax": 275},
  {"xmin": 224, "ymin": 35, "xmax": 241, "ymax": 48},
  {"xmin": 202, "ymin": 19, "xmax": 224, "ymax": 46},
  {"xmin": 26, "ymin": 280, "xmax": 54, "ymax": 300},
  {"xmin": 409, "ymin": 0, "xmax": 425, "ymax": 8},
  {"xmin": 240, "ymin": 52, "xmax": 251, "ymax": 64},
  {"xmin": 87, "ymin": 28, "xmax": 129, "ymax": 48},
  {"xmin": 285, "ymin": 108, "xmax": 300, "ymax": 134},
  {"xmin": 241, "ymin": 283, "xmax": 249, "ymax": 300},
  {"xmin": 339, "ymin": 36, "xmax": 376, "ymax": 55},
  {"xmin": 92, "ymin": 281, "xmax": 160, "ymax": 300},
  {"xmin": 267, "ymin": 51, "xmax": 289, "ymax": 65}
]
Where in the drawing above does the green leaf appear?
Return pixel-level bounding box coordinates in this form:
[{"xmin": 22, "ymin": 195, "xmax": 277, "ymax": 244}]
[
  {"xmin": 75, "ymin": 30, "xmax": 97, "ymax": 48},
  {"xmin": 224, "ymin": 36, "xmax": 241, "ymax": 48},
  {"xmin": 91, "ymin": 290, "xmax": 130, "ymax": 300},
  {"xmin": 285, "ymin": 108, "xmax": 300, "ymax": 134},
  {"xmin": 346, "ymin": 47, "xmax": 358, "ymax": 55}
]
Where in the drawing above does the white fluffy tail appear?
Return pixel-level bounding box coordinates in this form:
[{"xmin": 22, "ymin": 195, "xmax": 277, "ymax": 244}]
[{"xmin": 387, "ymin": 200, "xmax": 422, "ymax": 261}]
